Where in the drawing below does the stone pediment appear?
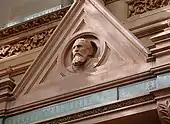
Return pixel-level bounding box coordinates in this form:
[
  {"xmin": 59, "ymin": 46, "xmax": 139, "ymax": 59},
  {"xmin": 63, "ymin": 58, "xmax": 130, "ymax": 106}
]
[{"xmin": 10, "ymin": 0, "xmax": 150, "ymax": 108}]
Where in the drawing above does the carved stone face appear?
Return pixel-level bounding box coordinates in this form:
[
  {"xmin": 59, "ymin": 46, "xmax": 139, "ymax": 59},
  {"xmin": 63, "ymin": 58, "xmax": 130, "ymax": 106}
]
[{"xmin": 72, "ymin": 38, "xmax": 93, "ymax": 66}]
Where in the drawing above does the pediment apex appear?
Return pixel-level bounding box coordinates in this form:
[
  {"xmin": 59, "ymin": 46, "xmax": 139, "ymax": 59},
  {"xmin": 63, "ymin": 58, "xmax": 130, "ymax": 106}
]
[{"xmin": 12, "ymin": 0, "xmax": 150, "ymax": 99}]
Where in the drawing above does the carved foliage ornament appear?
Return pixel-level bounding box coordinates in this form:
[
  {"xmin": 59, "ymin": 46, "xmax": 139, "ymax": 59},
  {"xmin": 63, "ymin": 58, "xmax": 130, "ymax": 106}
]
[
  {"xmin": 157, "ymin": 99, "xmax": 170, "ymax": 124},
  {"xmin": 0, "ymin": 28, "xmax": 54, "ymax": 59},
  {"xmin": 128, "ymin": 0, "xmax": 170, "ymax": 17}
]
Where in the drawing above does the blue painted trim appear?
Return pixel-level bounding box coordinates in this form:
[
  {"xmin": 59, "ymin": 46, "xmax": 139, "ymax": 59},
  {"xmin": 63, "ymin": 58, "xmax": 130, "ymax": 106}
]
[{"xmin": 5, "ymin": 89, "xmax": 117, "ymax": 124}]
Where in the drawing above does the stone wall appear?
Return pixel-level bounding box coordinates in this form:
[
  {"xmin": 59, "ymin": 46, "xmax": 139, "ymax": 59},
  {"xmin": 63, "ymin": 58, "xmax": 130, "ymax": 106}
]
[{"xmin": 105, "ymin": 0, "xmax": 170, "ymax": 48}]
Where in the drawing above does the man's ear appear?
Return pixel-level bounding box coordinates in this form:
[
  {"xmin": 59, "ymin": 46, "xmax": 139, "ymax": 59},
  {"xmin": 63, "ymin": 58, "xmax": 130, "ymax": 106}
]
[
  {"xmin": 71, "ymin": 53, "xmax": 73, "ymax": 60},
  {"xmin": 90, "ymin": 41, "xmax": 97, "ymax": 57}
]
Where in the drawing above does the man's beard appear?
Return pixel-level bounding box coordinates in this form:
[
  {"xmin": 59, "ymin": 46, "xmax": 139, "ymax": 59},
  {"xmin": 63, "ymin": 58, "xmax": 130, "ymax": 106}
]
[{"xmin": 72, "ymin": 54, "xmax": 86, "ymax": 66}]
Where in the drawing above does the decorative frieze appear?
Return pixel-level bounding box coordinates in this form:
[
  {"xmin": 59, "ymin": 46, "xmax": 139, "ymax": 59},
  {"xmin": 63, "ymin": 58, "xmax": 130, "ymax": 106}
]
[
  {"xmin": 128, "ymin": 0, "xmax": 170, "ymax": 17},
  {"xmin": 157, "ymin": 99, "xmax": 170, "ymax": 124},
  {"xmin": 0, "ymin": 6, "xmax": 70, "ymax": 40},
  {"xmin": 0, "ymin": 28, "xmax": 54, "ymax": 59},
  {"xmin": 39, "ymin": 95, "xmax": 154, "ymax": 124},
  {"xmin": 6, "ymin": 88, "xmax": 117, "ymax": 124}
]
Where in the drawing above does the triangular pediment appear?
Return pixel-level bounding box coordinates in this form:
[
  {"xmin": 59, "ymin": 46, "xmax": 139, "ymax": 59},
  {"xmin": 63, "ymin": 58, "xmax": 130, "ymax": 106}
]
[{"xmin": 11, "ymin": 0, "xmax": 150, "ymax": 107}]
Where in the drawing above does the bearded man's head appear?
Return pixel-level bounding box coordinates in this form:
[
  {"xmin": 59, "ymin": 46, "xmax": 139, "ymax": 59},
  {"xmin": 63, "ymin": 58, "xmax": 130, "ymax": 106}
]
[{"xmin": 72, "ymin": 38, "xmax": 93, "ymax": 66}]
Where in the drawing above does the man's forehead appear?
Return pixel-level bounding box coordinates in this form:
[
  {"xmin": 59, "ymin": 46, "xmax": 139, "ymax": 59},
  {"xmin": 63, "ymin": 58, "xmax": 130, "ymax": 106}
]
[{"xmin": 73, "ymin": 39, "xmax": 87, "ymax": 46}]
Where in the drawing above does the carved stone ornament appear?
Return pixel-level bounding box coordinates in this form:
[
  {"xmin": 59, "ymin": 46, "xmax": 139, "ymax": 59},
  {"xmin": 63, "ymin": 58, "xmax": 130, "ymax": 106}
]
[
  {"xmin": 0, "ymin": 28, "xmax": 54, "ymax": 59},
  {"xmin": 128, "ymin": 0, "xmax": 170, "ymax": 17},
  {"xmin": 66, "ymin": 38, "xmax": 97, "ymax": 72},
  {"xmin": 62, "ymin": 34, "xmax": 108, "ymax": 73},
  {"xmin": 157, "ymin": 99, "xmax": 170, "ymax": 124}
]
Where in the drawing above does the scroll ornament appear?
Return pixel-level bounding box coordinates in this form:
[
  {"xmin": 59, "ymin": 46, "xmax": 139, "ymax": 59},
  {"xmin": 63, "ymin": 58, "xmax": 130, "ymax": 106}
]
[{"xmin": 157, "ymin": 99, "xmax": 170, "ymax": 124}]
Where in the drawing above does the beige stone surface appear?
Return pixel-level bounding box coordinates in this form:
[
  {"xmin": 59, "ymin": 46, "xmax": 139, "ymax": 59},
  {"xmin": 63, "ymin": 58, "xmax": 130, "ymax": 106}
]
[
  {"xmin": 7, "ymin": 0, "xmax": 150, "ymax": 110},
  {"xmin": 0, "ymin": 1, "xmax": 169, "ymax": 123}
]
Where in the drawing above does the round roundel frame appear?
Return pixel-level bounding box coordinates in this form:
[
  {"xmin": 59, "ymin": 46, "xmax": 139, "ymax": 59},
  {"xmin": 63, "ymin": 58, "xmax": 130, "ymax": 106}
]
[{"xmin": 61, "ymin": 30, "xmax": 108, "ymax": 72}]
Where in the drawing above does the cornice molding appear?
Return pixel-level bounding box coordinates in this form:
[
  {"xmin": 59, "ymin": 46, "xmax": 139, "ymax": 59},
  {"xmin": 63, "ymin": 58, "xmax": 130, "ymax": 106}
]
[
  {"xmin": 149, "ymin": 26, "xmax": 170, "ymax": 60},
  {"xmin": 131, "ymin": 19, "xmax": 169, "ymax": 38},
  {"xmin": 0, "ymin": 6, "xmax": 70, "ymax": 40},
  {"xmin": 0, "ymin": 77, "xmax": 15, "ymax": 102}
]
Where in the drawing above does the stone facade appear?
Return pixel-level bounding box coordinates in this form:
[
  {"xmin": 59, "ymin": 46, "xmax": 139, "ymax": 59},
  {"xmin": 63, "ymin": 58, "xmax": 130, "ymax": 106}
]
[{"xmin": 0, "ymin": 0, "xmax": 170, "ymax": 124}]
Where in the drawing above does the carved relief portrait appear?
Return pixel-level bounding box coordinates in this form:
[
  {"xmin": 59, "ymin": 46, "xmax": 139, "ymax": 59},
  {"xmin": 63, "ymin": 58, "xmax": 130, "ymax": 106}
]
[
  {"xmin": 61, "ymin": 33, "xmax": 108, "ymax": 74},
  {"xmin": 67, "ymin": 38, "xmax": 97, "ymax": 73}
]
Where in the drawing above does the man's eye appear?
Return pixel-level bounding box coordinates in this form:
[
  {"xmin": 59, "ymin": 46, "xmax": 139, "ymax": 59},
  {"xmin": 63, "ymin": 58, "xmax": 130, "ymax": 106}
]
[{"xmin": 77, "ymin": 45, "xmax": 82, "ymax": 48}]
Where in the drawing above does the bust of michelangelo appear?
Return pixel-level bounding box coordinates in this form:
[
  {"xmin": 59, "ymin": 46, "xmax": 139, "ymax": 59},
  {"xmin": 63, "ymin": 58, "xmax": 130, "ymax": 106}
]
[{"xmin": 68, "ymin": 38, "xmax": 94, "ymax": 72}]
